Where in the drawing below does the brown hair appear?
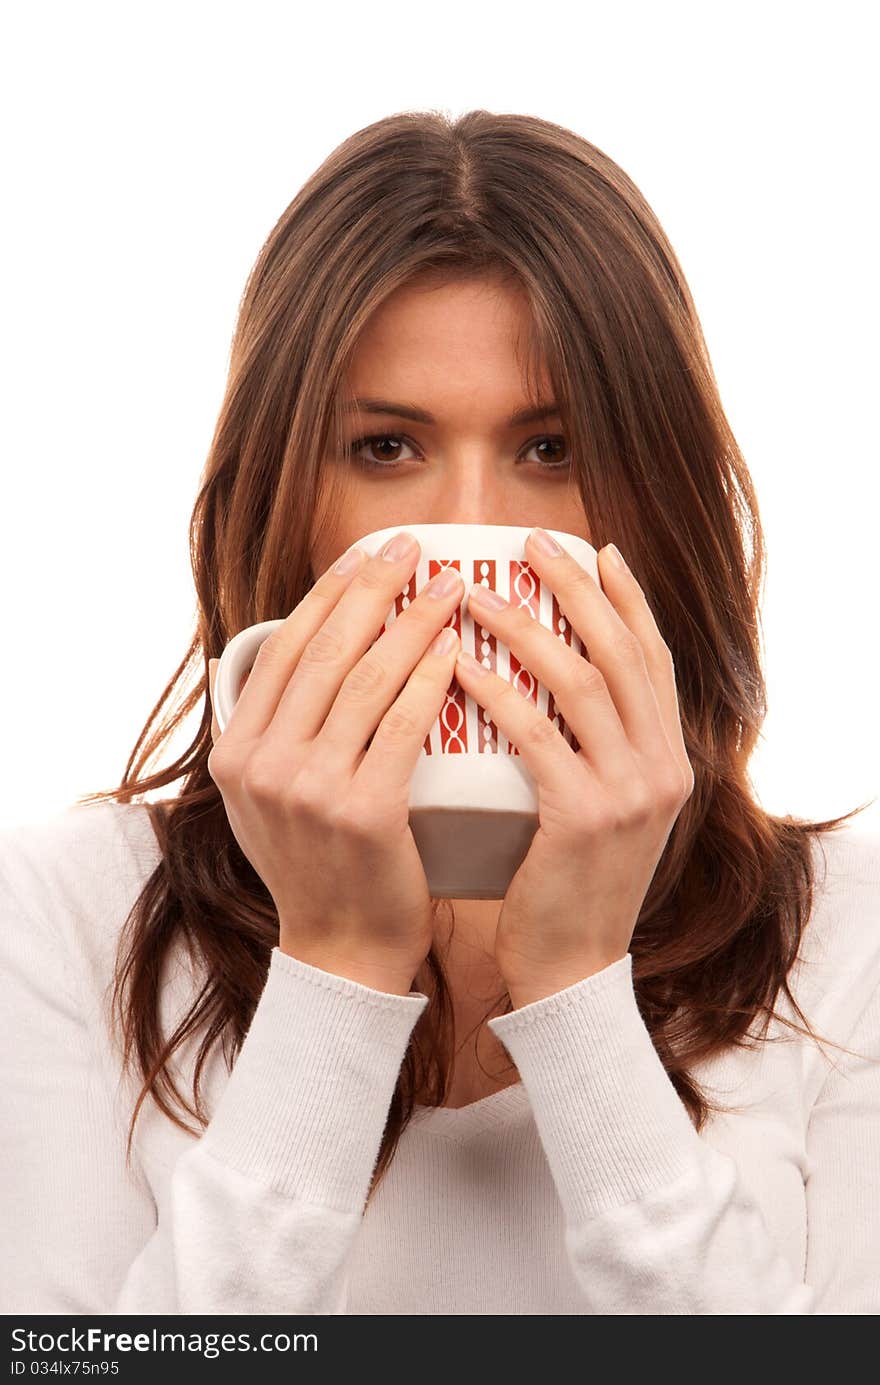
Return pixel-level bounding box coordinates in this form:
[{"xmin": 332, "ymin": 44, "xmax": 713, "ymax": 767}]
[{"xmin": 78, "ymin": 109, "xmax": 873, "ymax": 1204}]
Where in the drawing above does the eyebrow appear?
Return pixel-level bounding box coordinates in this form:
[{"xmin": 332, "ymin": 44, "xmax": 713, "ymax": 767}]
[{"xmin": 343, "ymin": 397, "xmax": 562, "ymax": 427}]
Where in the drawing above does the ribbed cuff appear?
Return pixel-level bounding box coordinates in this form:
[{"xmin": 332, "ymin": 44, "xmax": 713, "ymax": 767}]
[
  {"xmin": 201, "ymin": 947, "xmax": 429, "ymax": 1213},
  {"xmin": 487, "ymin": 953, "xmax": 699, "ymax": 1222}
]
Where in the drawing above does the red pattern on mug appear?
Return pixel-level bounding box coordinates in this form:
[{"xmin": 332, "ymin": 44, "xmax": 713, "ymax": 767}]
[
  {"xmin": 470, "ymin": 559, "xmax": 499, "ymax": 754},
  {"xmin": 430, "ymin": 559, "xmax": 468, "ymax": 755},
  {"xmin": 506, "ymin": 560, "xmax": 542, "ymax": 758}
]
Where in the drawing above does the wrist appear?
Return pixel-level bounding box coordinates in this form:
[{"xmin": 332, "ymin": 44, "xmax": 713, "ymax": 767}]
[
  {"xmin": 278, "ymin": 942, "xmax": 421, "ymax": 997},
  {"xmin": 504, "ymin": 954, "xmax": 628, "ymax": 1009}
]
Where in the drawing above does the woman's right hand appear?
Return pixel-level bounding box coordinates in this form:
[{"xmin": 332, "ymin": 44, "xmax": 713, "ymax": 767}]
[{"xmin": 206, "ymin": 531, "xmax": 463, "ymax": 996}]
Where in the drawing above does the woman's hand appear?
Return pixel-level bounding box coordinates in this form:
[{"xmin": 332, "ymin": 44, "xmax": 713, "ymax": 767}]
[
  {"xmin": 206, "ymin": 532, "xmax": 464, "ymax": 996},
  {"xmin": 454, "ymin": 529, "xmax": 694, "ymax": 1009}
]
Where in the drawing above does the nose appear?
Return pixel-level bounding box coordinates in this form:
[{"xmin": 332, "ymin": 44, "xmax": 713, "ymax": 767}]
[{"xmin": 421, "ymin": 456, "xmax": 530, "ymax": 528}]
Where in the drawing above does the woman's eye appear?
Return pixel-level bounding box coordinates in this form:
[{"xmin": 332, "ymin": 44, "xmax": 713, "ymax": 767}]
[
  {"xmin": 346, "ymin": 433, "xmax": 570, "ymax": 471},
  {"xmin": 524, "ymin": 436, "xmax": 569, "ymax": 469},
  {"xmin": 348, "ymin": 434, "xmax": 420, "ymax": 468}
]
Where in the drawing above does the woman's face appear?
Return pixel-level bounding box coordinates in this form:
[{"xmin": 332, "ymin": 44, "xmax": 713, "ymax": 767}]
[{"xmin": 310, "ymin": 274, "xmax": 592, "ymax": 574}]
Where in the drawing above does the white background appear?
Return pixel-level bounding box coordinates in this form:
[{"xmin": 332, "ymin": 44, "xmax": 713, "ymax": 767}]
[{"xmin": 0, "ymin": 0, "xmax": 876, "ymax": 832}]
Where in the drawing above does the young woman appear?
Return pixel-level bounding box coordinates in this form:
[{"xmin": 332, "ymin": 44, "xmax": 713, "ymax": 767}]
[{"xmin": 2, "ymin": 109, "xmax": 878, "ymax": 1316}]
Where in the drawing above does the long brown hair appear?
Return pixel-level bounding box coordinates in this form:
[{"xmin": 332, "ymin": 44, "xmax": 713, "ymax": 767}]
[{"xmin": 77, "ymin": 109, "xmax": 873, "ymax": 1204}]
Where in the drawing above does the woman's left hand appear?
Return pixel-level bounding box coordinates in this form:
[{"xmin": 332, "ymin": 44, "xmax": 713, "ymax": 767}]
[{"xmin": 453, "ymin": 529, "xmax": 694, "ymax": 1010}]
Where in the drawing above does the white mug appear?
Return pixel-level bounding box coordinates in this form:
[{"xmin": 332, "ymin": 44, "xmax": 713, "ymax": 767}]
[{"xmin": 213, "ymin": 523, "xmax": 598, "ymax": 898}]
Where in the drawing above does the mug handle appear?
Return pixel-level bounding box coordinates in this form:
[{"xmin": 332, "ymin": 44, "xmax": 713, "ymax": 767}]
[{"xmin": 212, "ymin": 620, "xmax": 285, "ymax": 736}]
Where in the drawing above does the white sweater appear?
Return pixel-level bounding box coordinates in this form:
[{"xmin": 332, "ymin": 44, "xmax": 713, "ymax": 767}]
[{"xmin": 1, "ymin": 801, "xmax": 878, "ymax": 1316}]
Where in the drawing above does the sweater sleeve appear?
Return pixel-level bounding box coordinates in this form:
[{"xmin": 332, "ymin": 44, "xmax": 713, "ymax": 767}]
[
  {"xmin": 0, "ymin": 844, "xmax": 428, "ymax": 1315},
  {"xmin": 116, "ymin": 949, "xmax": 428, "ymax": 1315},
  {"xmin": 487, "ymin": 951, "xmax": 880, "ymax": 1315}
]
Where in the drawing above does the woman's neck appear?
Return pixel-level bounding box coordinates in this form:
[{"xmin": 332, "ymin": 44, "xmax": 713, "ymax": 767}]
[
  {"xmin": 419, "ymin": 897, "xmax": 506, "ymax": 1001},
  {"xmin": 412, "ymin": 898, "xmax": 519, "ymax": 1108}
]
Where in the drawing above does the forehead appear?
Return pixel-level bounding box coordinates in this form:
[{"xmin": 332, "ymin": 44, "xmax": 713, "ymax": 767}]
[{"xmin": 346, "ymin": 274, "xmax": 552, "ymax": 401}]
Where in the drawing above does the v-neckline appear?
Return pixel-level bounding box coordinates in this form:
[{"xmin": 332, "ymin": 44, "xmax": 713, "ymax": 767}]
[{"xmin": 410, "ymin": 1079, "xmax": 530, "ymax": 1141}]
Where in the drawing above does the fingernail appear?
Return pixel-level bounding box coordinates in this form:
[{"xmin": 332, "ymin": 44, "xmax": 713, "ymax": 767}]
[
  {"xmin": 530, "ymin": 527, "xmax": 562, "ymax": 557},
  {"xmin": 380, "ymin": 531, "xmax": 418, "ymax": 562},
  {"xmin": 605, "ymin": 543, "xmax": 626, "ymax": 570},
  {"xmin": 426, "ymin": 567, "xmax": 463, "ymax": 599},
  {"xmin": 430, "ymin": 627, "xmax": 458, "ymax": 656},
  {"xmin": 333, "ymin": 545, "xmax": 365, "ymax": 575},
  {"xmin": 456, "ymin": 649, "xmax": 490, "ymax": 676},
  {"xmin": 468, "ymin": 582, "xmax": 508, "ymax": 610}
]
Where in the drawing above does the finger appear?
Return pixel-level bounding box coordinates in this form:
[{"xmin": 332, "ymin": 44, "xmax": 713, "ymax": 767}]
[
  {"xmin": 264, "ymin": 533, "xmax": 426, "ymax": 753},
  {"xmin": 221, "ymin": 543, "xmax": 368, "ymax": 743},
  {"xmin": 466, "ymin": 580, "xmax": 634, "ymax": 784},
  {"xmin": 354, "ymin": 626, "xmax": 462, "ymax": 798},
  {"xmin": 595, "ymin": 544, "xmax": 691, "ymax": 769},
  {"xmin": 452, "ymin": 649, "xmax": 594, "ymax": 805},
  {"xmin": 523, "ymin": 531, "xmax": 670, "ymax": 758},
  {"xmin": 311, "ymin": 565, "xmax": 465, "ymax": 775}
]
